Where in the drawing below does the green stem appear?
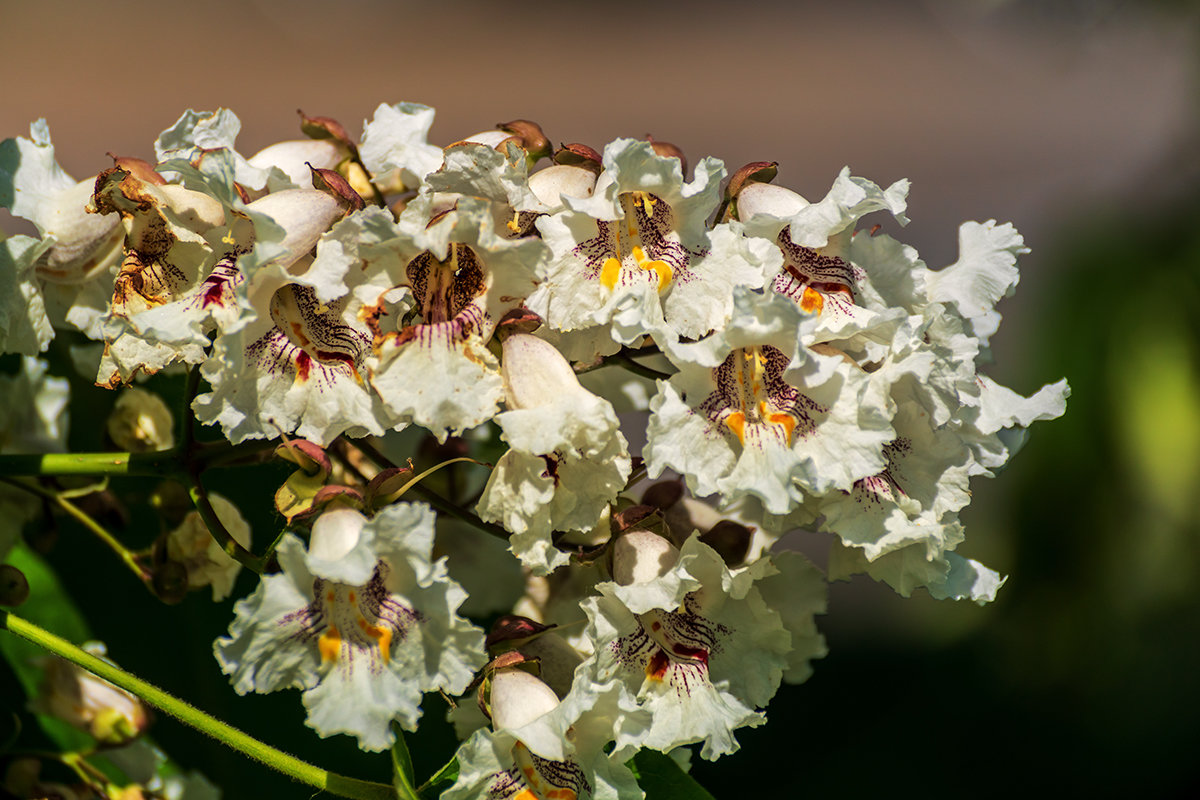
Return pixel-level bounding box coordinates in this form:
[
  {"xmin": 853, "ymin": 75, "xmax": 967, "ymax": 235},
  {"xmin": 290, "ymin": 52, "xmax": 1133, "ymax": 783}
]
[
  {"xmin": 351, "ymin": 440, "xmax": 510, "ymax": 543},
  {"xmin": 0, "ymin": 477, "xmax": 151, "ymax": 588},
  {"xmin": 573, "ymin": 343, "xmax": 672, "ymax": 382},
  {"xmin": 610, "ymin": 353, "xmax": 672, "ymax": 383},
  {"xmin": 187, "ymin": 472, "xmax": 269, "ymax": 574},
  {"xmin": 0, "ymin": 611, "xmax": 396, "ymax": 800},
  {"xmin": 0, "ymin": 451, "xmax": 183, "ymax": 478}
]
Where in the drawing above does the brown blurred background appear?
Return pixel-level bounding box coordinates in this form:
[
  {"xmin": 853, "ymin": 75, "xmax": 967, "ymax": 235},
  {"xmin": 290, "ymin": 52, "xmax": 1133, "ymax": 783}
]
[{"xmin": 3, "ymin": 0, "xmax": 1199, "ymax": 796}]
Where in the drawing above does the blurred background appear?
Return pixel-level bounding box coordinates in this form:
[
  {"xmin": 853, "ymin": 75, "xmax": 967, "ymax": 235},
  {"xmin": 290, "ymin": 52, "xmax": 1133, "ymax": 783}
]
[{"xmin": 2, "ymin": 0, "xmax": 1198, "ymax": 796}]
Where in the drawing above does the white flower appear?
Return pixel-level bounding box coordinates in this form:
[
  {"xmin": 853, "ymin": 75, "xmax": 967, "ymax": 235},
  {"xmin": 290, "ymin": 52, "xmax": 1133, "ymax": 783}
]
[
  {"xmin": 90, "ymin": 166, "xmax": 228, "ymax": 386},
  {"xmin": 358, "ymin": 102, "xmax": 445, "ymax": 192},
  {"xmin": 31, "ymin": 642, "xmax": 149, "ymax": 745},
  {"xmin": 445, "ymin": 669, "xmax": 646, "ymax": 800},
  {"xmin": 828, "ymin": 534, "xmax": 1006, "ymax": 606},
  {"xmin": 529, "ymin": 139, "xmax": 773, "ymax": 351},
  {"xmin": 214, "ymin": 503, "xmax": 485, "ymax": 751},
  {"xmin": 737, "ymin": 172, "xmax": 910, "ymax": 355},
  {"xmin": 193, "ymin": 280, "xmax": 383, "ymax": 446},
  {"xmin": 365, "ymin": 193, "xmax": 546, "ymax": 440},
  {"xmin": 581, "ymin": 533, "xmax": 803, "ymax": 760},
  {"xmin": 1, "ymin": 121, "xmax": 124, "ymax": 348},
  {"xmin": 477, "ymin": 334, "xmax": 632, "ymax": 575},
  {"xmin": 645, "ymin": 288, "xmax": 894, "ymax": 515}
]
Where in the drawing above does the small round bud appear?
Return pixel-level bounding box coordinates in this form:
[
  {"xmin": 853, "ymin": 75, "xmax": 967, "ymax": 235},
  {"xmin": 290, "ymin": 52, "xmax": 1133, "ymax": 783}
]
[
  {"xmin": 501, "ymin": 334, "xmax": 584, "ymax": 411},
  {"xmin": 0, "ymin": 564, "xmax": 30, "ymax": 606},
  {"xmin": 489, "ymin": 668, "xmax": 559, "ymax": 732},
  {"xmin": 611, "ymin": 530, "xmax": 679, "ymax": 586},
  {"xmin": 106, "ymin": 388, "xmax": 176, "ymax": 453},
  {"xmin": 152, "ymin": 561, "xmax": 189, "ymax": 605},
  {"xmin": 527, "ymin": 164, "xmax": 597, "ymax": 208},
  {"xmin": 308, "ymin": 507, "xmax": 368, "ymax": 562}
]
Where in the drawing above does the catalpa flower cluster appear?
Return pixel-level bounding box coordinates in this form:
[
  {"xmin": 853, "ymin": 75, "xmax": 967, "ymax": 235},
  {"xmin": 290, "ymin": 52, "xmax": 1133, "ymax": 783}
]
[{"xmin": 1, "ymin": 104, "xmax": 1066, "ymax": 797}]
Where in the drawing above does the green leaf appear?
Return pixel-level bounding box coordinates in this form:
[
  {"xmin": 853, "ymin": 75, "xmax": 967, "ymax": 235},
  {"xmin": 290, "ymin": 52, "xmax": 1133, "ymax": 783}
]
[
  {"xmin": 390, "ymin": 722, "xmax": 419, "ymax": 800},
  {"xmin": 631, "ymin": 750, "xmax": 715, "ymax": 800}
]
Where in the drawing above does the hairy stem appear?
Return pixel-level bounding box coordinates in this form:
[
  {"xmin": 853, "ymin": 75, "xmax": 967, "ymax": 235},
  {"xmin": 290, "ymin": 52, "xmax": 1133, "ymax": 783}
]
[{"xmin": 0, "ymin": 612, "xmax": 397, "ymax": 800}]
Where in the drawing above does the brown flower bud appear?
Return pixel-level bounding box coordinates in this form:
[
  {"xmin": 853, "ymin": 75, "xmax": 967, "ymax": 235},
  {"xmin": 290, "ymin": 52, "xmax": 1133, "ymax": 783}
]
[
  {"xmin": 298, "ymin": 110, "xmax": 357, "ymax": 153},
  {"xmin": 497, "ymin": 119, "xmax": 552, "ymax": 162},
  {"xmin": 0, "ymin": 564, "xmax": 30, "ymax": 606},
  {"xmin": 726, "ymin": 161, "xmax": 779, "ymax": 202},
  {"xmin": 553, "ymin": 142, "xmax": 603, "ymax": 173},
  {"xmin": 275, "ymin": 438, "xmax": 331, "ymax": 476},
  {"xmin": 151, "ymin": 561, "xmax": 189, "ymax": 605},
  {"xmin": 495, "ymin": 307, "xmax": 543, "ymax": 339},
  {"xmin": 364, "ymin": 465, "xmax": 416, "ymax": 509},
  {"xmin": 106, "ymin": 153, "xmax": 166, "ymax": 185},
  {"xmin": 309, "ymin": 164, "xmax": 365, "ymax": 212},
  {"xmin": 486, "ymin": 614, "xmax": 553, "ymax": 650},
  {"xmin": 641, "ymin": 479, "xmax": 684, "ymax": 511},
  {"xmin": 645, "ymin": 135, "xmax": 688, "ymax": 175}
]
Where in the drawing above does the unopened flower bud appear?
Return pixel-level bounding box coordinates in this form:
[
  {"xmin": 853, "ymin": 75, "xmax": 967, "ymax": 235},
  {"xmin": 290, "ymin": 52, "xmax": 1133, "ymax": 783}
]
[
  {"xmin": 0, "ymin": 564, "xmax": 30, "ymax": 606},
  {"xmin": 35, "ymin": 178, "xmax": 124, "ymax": 284},
  {"xmin": 611, "ymin": 530, "xmax": 679, "ymax": 586},
  {"xmin": 498, "ymin": 119, "xmax": 552, "ymax": 163},
  {"xmin": 32, "ymin": 643, "xmax": 149, "ymax": 745},
  {"xmin": 106, "ymin": 153, "xmax": 166, "ymax": 185},
  {"xmin": 308, "ymin": 507, "xmax": 368, "ymax": 562},
  {"xmin": 501, "ymin": 334, "xmax": 584, "ymax": 411},
  {"xmin": 725, "ymin": 161, "xmax": 779, "ymax": 204},
  {"xmin": 641, "ymin": 479, "xmax": 684, "ymax": 511},
  {"xmin": 298, "ymin": 110, "xmax": 357, "ymax": 153},
  {"xmin": 735, "ymin": 181, "xmax": 808, "ymax": 221},
  {"xmin": 247, "ymin": 139, "xmax": 347, "ymax": 187},
  {"xmin": 645, "ymin": 135, "xmax": 688, "ymax": 176},
  {"xmin": 244, "ymin": 188, "xmax": 347, "ymax": 270},
  {"xmin": 275, "ymin": 438, "xmax": 331, "ymax": 475},
  {"xmin": 527, "ymin": 165, "xmax": 596, "ymax": 209},
  {"xmin": 489, "ymin": 668, "xmax": 560, "ymax": 732},
  {"xmin": 495, "ymin": 307, "xmax": 543, "ymax": 338},
  {"xmin": 364, "ymin": 466, "xmax": 415, "ymax": 509},
  {"xmin": 553, "ymin": 143, "xmax": 602, "ymax": 173},
  {"xmin": 700, "ymin": 520, "xmax": 754, "ymax": 567},
  {"xmin": 487, "ymin": 617, "xmax": 584, "ymax": 699},
  {"xmin": 106, "ymin": 387, "xmax": 175, "ymax": 453},
  {"xmin": 309, "ymin": 165, "xmax": 365, "ymax": 212}
]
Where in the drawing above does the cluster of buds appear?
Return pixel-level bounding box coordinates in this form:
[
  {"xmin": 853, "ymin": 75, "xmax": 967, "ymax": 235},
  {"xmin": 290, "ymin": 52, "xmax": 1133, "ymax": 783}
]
[{"xmin": 1, "ymin": 104, "xmax": 1066, "ymax": 797}]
